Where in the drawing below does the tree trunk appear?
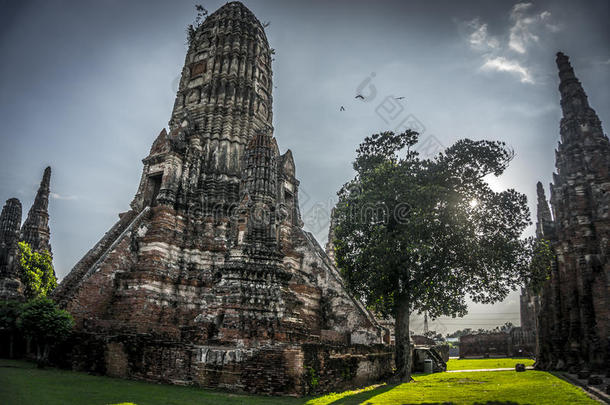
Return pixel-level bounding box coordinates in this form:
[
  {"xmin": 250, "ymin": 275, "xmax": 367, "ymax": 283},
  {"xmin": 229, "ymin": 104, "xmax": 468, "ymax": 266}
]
[
  {"xmin": 36, "ymin": 343, "xmax": 45, "ymax": 368},
  {"xmin": 9, "ymin": 333, "xmax": 14, "ymax": 359},
  {"xmin": 394, "ymin": 296, "xmax": 412, "ymax": 382},
  {"xmin": 42, "ymin": 343, "xmax": 50, "ymax": 368}
]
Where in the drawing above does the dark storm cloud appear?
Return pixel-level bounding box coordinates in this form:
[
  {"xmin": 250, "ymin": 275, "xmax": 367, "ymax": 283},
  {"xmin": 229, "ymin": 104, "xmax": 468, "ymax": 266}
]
[{"xmin": 0, "ymin": 0, "xmax": 608, "ymax": 331}]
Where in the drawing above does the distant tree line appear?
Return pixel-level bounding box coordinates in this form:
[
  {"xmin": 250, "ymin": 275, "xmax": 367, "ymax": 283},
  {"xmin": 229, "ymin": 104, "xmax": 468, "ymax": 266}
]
[{"xmin": 445, "ymin": 322, "xmax": 516, "ymax": 339}]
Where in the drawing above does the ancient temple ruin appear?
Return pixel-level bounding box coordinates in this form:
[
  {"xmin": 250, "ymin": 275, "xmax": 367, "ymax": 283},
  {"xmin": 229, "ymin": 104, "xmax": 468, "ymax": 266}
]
[
  {"xmin": 0, "ymin": 167, "xmax": 53, "ymax": 300},
  {"xmin": 53, "ymin": 2, "xmax": 391, "ymax": 395},
  {"xmin": 532, "ymin": 52, "xmax": 609, "ymax": 374}
]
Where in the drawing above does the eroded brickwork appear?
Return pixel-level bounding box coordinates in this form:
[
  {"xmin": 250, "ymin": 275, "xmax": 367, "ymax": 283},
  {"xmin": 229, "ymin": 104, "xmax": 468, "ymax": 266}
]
[{"xmin": 53, "ymin": 2, "xmax": 389, "ymax": 395}]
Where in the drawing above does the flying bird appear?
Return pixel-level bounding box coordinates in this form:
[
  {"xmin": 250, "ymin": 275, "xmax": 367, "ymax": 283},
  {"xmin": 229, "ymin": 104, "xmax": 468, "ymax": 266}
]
[
  {"xmin": 340, "ymin": 106, "xmax": 345, "ymax": 111},
  {"xmin": 355, "ymin": 94, "xmax": 365, "ymax": 100},
  {"xmin": 395, "ymin": 96, "xmax": 405, "ymax": 100}
]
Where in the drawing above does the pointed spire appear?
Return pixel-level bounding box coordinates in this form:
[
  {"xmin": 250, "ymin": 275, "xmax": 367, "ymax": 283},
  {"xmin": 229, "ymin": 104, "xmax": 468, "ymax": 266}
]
[
  {"xmin": 556, "ymin": 52, "xmax": 598, "ymax": 123},
  {"xmin": 423, "ymin": 312, "xmax": 429, "ymax": 333},
  {"xmin": 325, "ymin": 207, "xmax": 337, "ymax": 262},
  {"xmin": 535, "ymin": 182, "xmax": 553, "ymax": 239},
  {"xmin": 21, "ymin": 166, "xmax": 52, "ymax": 254},
  {"xmin": 556, "ymin": 52, "xmax": 578, "ymax": 85},
  {"xmin": 554, "ymin": 52, "xmax": 608, "ymax": 177}
]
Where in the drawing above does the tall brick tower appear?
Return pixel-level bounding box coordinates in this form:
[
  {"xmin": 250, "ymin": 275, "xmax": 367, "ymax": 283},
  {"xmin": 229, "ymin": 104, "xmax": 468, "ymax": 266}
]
[
  {"xmin": 54, "ymin": 2, "xmax": 390, "ymax": 395},
  {"xmin": 536, "ymin": 52, "xmax": 609, "ymax": 373},
  {"xmin": 129, "ymin": 3, "xmax": 274, "ymax": 213}
]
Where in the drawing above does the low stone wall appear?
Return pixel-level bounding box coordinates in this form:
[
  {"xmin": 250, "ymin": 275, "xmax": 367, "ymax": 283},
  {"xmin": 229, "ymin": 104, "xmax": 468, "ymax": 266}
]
[
  {"xmin": 301, "ymin": 343, "xmax": 393, "ymax": 395},
  {"xmin": 63, "ymin": 332, "xmax": 393, "ymax": 396}
]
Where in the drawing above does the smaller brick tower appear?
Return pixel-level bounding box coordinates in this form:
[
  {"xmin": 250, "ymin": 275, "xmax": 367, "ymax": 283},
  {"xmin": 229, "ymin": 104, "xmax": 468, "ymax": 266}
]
[
  {"xmin": 0, "ymin": 199, "xmax": 23, "ymax": 300},
  {"xmin": 0, "ymin": 166, "xmax": 54, "ymax": 300}
]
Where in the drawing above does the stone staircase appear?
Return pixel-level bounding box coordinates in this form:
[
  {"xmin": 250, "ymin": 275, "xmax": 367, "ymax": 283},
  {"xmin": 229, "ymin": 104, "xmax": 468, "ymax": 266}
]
[{"xmin": 52, "ymin": 207, "xmax": 150, "ymax": 306}]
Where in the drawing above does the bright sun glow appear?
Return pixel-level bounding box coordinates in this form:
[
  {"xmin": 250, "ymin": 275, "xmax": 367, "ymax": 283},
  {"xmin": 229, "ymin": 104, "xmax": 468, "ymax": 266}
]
[{"xmin": 469, "ymin": 199, "xmax": 479, "ymax": 208}]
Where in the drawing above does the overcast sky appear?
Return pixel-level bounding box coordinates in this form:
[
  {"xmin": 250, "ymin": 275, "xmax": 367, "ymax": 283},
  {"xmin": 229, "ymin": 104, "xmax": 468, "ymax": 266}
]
[{"xmin": 1, "ymin": 0, "xmax": 608, "ymax": 333}]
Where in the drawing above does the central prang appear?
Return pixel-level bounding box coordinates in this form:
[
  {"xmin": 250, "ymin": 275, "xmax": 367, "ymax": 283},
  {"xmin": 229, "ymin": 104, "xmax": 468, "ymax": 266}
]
[{"xmin": 52, "ymin": 2, "xmax": 392, "ymax": 396}]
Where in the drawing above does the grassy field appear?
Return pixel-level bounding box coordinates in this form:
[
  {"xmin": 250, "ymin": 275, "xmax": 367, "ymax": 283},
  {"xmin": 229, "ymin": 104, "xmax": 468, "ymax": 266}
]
[
  {"xmin": 446, "ymin": 357, "xmax": 536, "ymax": 371},
  {"xmin": 0, "ymin": 358, "xmax": 594, "ymax": 405}
]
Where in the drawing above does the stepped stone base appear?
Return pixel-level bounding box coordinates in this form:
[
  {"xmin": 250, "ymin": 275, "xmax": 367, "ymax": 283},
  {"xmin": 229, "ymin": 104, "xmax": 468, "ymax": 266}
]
[{"xmin": 66, "ymin": 331, "xmax": 392, "ymax": 396}]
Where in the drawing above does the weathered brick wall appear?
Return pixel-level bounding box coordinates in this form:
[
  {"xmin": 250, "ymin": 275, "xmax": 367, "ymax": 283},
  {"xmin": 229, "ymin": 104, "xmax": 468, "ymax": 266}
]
[{"xmin": 459, "ymin": 333, "xmax": 510, "ymax": 358}]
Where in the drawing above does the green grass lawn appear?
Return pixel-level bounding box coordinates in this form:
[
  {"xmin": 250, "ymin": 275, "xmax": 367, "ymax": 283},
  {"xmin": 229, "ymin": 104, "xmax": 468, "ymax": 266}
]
[
  {"xmin": 446, "ymin": 358, "xmax": 536, "ymax": 371},
  {"xmin": 0, "ymin": 358, "xmax": 594, "ymax": 405},
  {"xmin": 0, "ymin": 359, "xmax": 303, "ymax": 405},
  {"xmin": 307, "ymin": 371, "xmax": 595, "ymax": 404}
]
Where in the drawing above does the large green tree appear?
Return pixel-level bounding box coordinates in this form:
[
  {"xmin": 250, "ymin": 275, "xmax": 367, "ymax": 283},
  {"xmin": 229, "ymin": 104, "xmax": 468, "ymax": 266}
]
[
  {"xmin": 17, "ymin": 297, "xmax": 74, "ymax": 367},
  {"xmin": 332, "ymin": 131, "xmax": 530, "ymax": 382},
  {"xmin": 18, "ymin": 241, "xmax": 56, "ymax": 299}
]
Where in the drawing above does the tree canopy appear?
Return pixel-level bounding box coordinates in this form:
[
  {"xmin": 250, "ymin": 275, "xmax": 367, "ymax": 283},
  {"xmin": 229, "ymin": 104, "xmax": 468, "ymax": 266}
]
[
  {"xmin": 332, "ymin": 130, "xmax": 531, "ymax": 381},
  {"xmin": 18, "ymin": 241, "xmax": 56, "ymax": 299},
  {"xmin": 522, "ymin": 238, "xmax": 554, "ymax": 295},
  {"xmin": 446, "ymin": 328, "xmax": 473, "ymax": 339}
]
